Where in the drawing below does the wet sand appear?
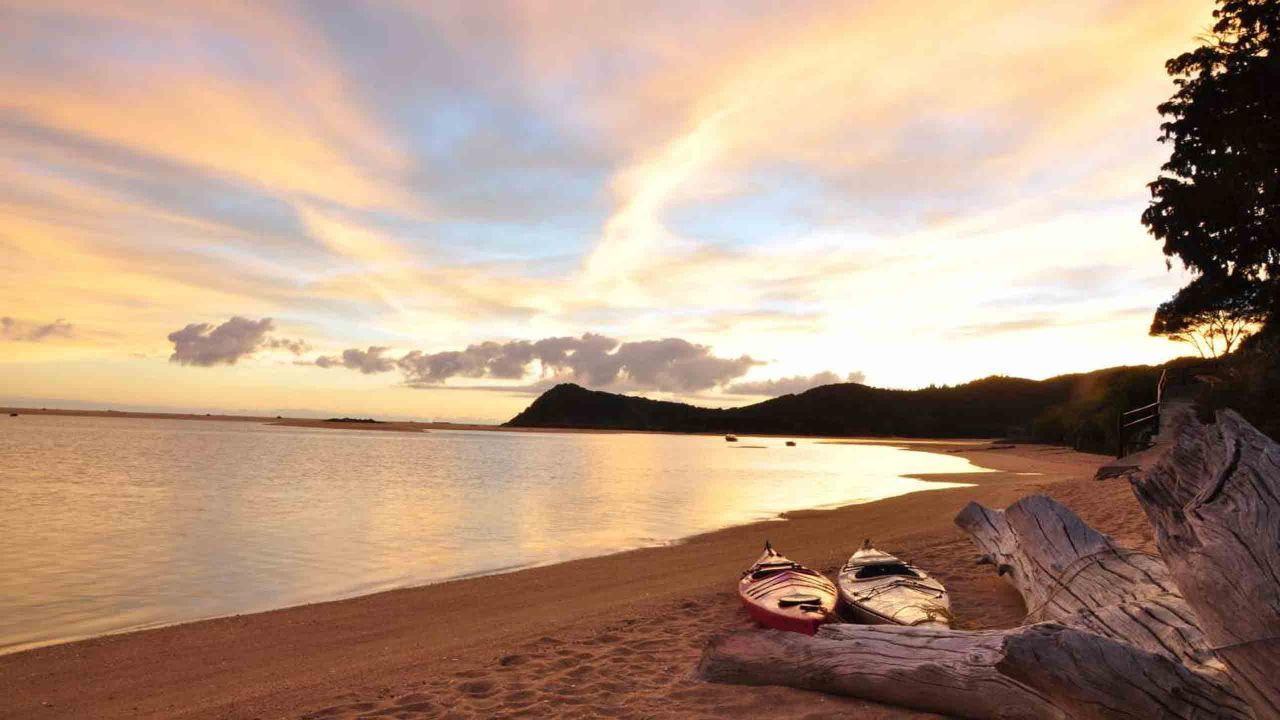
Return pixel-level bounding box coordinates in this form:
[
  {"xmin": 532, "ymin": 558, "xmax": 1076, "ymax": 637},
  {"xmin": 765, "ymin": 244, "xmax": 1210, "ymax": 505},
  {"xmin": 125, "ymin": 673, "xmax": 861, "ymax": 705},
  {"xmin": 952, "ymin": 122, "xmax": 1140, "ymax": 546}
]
[
  {"xmin": 0, "ymin": 442, "xmax": 1141, "ymax": 720},
  {"xmin": 0, "ymin": 407, "xmax": 561, "ymax": 433},
  {"xmin": 2, "ymin": 407, "xmax": 735, "ymax": 435},
  {"xmin": 266, "ymin": 419, "xmax": 643, "ymax": 434}
]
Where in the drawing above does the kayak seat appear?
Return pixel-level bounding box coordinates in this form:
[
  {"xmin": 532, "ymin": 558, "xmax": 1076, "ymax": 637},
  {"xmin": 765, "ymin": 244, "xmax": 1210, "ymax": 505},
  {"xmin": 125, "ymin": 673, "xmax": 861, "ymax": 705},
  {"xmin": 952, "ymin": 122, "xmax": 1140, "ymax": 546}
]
[
  {"xmin": 751, "ymin": 563, "xmax": 826, "ymax": 581},
  {"xmin": 777, "ymin": 593, "xmax": 822, "ymax": 608},
  {"xmin": 854, "ymin": 563, "xmax": 920, "ymax": 580}
]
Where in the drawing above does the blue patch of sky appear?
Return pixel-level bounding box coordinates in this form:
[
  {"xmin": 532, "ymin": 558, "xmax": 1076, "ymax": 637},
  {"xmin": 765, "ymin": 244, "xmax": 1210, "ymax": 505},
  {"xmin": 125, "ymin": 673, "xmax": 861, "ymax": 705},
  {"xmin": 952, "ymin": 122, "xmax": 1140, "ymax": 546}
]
[
  {"xmin": 661, "ymin": 163, "xmax": 960, "ymax": 247},
  {"xmin": 395, "ymin": 95, "xmax": 612, "ymax": 260},
  {"xmin": 662, "ymin": 168, "xmax": 826, "ymax": 248},
  {"xmin": 301, "ymin": 192, "xmax": 601, "ymax": 272},
  {"xmin": 425, "ymin": 221, "xmax": 597, "ymax": 270},
  {"xmin": 297, "ymin": 3, "xmax": 613, "ymax": 263}
]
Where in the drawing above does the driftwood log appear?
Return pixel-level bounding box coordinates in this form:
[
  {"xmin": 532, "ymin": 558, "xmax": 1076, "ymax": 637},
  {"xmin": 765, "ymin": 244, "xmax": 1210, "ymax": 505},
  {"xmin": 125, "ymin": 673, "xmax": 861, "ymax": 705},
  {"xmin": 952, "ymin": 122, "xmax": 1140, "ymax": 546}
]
[
  {"xmin": 1125, "ymin": 406, "xmax": 1280, "ymax": 718},
  {"xmin": 698, "ymin": 494, "xmax": 1252, "ymax": 718},
  {"xmin": 955, "ymin": 494, "xmax": 1227, "ymax": 682},
  {"xmin": 700, "ymin": 622, "xmax": 1247, "ymax": 719}
]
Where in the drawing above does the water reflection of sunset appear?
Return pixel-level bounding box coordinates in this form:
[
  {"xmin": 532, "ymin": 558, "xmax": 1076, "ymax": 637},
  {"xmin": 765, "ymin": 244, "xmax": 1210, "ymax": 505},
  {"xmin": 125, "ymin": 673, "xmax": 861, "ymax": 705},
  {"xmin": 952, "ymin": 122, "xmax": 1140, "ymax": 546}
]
[{"xmin": 0, "ymin": 416, "xmax": 983, "ymax": 654}]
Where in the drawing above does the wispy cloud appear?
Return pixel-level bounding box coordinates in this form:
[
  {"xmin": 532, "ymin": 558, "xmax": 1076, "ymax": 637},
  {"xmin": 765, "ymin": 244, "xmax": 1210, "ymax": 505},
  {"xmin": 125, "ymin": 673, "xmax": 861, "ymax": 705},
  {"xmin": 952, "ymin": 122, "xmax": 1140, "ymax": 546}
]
[
  {"xmin": 725, "ymin": 371, "xmax": 866, "ymax": 397},
  {"xmin": 952, "ymin": 306, "xmax": 1155, "ymax": 338},
  {"xmin": 568, "ymin": 1, "xmax": 1208, "ymax": 306},
  {"xmin": 1, "ymin": 316, "xmax": 73, "ymax": 341}
]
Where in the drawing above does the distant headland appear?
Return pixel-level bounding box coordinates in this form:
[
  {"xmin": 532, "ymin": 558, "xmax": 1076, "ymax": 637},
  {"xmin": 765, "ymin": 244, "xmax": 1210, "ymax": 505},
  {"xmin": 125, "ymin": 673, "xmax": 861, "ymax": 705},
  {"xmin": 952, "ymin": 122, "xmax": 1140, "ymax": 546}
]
[{"xmin": 505, "ymin": 359, "xmax": 1219, "ymax": 454}]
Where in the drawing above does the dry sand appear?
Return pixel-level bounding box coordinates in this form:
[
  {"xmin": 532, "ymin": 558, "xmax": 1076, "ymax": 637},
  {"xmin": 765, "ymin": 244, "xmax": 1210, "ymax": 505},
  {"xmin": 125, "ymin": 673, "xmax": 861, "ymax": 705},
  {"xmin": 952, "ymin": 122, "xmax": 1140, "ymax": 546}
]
[{"xmin": 0, "ymin": 441, "xmax": 1144, "ymax": 720}]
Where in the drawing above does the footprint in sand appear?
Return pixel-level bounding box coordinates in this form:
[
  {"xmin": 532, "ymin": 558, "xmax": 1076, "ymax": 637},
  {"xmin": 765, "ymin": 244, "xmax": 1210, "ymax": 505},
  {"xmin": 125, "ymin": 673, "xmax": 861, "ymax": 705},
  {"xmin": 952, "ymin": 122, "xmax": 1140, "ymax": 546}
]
[
  {"xmin": 456, "ymin": 679, "xmax": 495, "ymax": 698},
  {"xmin": 390, "ymin": 701, "xmax": 436, "ymax": 714},
  {"xmin": 503, "ymin": 688, "xmax": 537, "ymax": 702}
]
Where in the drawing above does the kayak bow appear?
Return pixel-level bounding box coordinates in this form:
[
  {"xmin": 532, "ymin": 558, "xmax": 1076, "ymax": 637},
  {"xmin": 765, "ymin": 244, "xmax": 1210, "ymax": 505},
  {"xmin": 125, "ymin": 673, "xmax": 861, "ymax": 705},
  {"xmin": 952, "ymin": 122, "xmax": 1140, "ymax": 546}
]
[{"xmin": 737, "ymin": 542, "xmax": 838, "ymax": 635}]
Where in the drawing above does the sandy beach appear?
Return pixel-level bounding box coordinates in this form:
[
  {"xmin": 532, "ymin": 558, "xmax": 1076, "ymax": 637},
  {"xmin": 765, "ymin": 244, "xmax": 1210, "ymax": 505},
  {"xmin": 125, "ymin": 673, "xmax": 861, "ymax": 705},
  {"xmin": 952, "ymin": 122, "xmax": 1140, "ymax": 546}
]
[
  {"xmin": 0, "ymin": 441, "xmax": 1139, "ymax": 720},
  {"xmin": 9, "ymin": 2, "xmax": 1276, "ymax": 715}
]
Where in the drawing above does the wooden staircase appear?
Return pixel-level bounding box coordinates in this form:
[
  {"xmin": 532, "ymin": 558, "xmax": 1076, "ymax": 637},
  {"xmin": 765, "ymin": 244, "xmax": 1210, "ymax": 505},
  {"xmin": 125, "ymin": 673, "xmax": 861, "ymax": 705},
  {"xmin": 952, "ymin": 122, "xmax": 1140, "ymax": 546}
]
[{"xmin": 1095, "ymin": 369, "xmax": 1199, "ymax": 480}]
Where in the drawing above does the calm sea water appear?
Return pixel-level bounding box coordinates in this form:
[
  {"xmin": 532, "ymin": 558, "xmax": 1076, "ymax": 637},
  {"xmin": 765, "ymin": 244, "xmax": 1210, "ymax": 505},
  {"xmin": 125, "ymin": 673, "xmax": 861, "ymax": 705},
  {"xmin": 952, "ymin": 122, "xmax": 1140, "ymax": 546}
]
[{"xmin": 0, "ymin": 415, "xmax": 985, "ymax": 654}]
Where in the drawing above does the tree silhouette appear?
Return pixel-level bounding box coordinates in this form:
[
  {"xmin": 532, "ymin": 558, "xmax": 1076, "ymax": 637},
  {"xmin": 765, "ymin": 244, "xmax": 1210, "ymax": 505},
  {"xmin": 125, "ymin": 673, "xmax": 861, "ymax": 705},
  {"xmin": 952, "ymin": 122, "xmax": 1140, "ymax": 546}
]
[
  {"xmin": 1142, "ymin": 0, "xmax": 1280, "ymax": 339},
  {"xmin": 1150, "ymin": 273, "xmax": 1266, "ymax": 357}
]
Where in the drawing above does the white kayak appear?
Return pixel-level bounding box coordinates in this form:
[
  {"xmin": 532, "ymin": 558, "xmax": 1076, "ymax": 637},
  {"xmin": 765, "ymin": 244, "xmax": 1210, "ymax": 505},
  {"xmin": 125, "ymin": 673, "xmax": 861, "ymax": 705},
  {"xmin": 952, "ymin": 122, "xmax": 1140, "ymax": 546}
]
[{"xmin": 837, "ymin": 540, "xmax": 952, "ymax": 628}]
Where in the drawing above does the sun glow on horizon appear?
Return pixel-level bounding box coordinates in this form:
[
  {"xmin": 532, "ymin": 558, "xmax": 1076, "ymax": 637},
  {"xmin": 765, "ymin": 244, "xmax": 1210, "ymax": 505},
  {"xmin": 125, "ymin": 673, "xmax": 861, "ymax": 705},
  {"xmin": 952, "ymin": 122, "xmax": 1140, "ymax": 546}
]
[{"xmin": 0, "ymin": 0, "xmax": 1213, "ymax": 421}]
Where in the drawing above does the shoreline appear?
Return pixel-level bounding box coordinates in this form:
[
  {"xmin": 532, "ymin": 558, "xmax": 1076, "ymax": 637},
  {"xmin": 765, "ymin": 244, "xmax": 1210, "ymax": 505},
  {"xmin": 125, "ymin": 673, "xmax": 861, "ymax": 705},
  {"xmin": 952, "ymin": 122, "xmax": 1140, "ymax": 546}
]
[
  {"xmin": 0, "ymin": 437, "xmax": 988, "ymax": 657},
  {"xmin": 0, "ymin": 441, "xmax": 1133, "ymax": 720},
  {"xmin": 2, "ymin": 406, "xmax": 1004, "ymax": 442}
]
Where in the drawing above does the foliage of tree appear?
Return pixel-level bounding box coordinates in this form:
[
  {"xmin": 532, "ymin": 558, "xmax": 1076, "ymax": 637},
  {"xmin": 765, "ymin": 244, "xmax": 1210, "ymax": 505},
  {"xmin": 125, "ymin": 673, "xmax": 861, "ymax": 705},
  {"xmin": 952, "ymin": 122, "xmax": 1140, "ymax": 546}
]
[
  {"xmin": 1150, "ymin": 274, "xmax": 1267, "ymax": 357},
  {"xmin": 1142, "ymin": 0, "xmax": 1280, "ymax": 337},
  {"xmin": 1217, "ymin": 331, "xmax": 1280, "ymax": 440}
]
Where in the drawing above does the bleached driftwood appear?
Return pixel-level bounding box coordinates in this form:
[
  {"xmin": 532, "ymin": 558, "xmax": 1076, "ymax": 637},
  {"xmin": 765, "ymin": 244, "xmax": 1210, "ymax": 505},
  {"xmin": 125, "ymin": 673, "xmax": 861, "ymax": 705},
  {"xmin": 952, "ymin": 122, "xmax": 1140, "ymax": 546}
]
[
  {"xmin": 955, "ymin": 495, "xmax": 1227, "ymax": 682},
  {"xmin": 699, "ymin": 494, "xmax": 1250, "ymax": 718},
  {"xmin": 1126, "ymin": 406, "xmax": 1280, "ymax": 718},
  {"xmin": 699, "ymin": 622, "xmax": 1250, "ymax": 720}
]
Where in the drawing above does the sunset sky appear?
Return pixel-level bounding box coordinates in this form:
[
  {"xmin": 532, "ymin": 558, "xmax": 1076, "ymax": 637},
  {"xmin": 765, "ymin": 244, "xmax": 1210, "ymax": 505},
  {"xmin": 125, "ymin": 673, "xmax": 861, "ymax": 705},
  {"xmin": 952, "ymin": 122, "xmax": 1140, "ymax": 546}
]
[{"xmin": 1, "ymin": 1, "xmax": 1214, "ymax": 421}]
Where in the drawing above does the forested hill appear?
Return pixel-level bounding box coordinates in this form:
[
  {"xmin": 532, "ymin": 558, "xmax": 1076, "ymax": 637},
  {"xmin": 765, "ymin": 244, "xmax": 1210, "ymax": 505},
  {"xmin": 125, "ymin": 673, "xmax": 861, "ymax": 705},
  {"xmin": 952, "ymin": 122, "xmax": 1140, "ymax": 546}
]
[{"xmin": 504, "ymin": 360, "xmax": 1216, "ymax": 452}]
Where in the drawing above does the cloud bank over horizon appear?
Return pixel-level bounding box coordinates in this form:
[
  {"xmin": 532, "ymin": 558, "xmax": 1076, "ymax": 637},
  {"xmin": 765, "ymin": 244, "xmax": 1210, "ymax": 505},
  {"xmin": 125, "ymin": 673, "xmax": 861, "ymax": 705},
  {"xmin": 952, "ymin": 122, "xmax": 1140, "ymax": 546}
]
[
  {"xmin": 167, "ymin": 317, "xmax": 310, "ymax": 367},
  {"xmin": 312, "ymin": 334, "xmax": 767, "ymax": 394},
  {"xmin": 166, "ymin": 319, "xmax": 863, "ymax": 397}
]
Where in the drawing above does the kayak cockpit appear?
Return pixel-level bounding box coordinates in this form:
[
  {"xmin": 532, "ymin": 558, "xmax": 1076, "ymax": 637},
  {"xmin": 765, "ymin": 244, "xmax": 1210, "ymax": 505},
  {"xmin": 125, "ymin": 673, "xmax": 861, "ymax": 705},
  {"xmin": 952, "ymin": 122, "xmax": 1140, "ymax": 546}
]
[
  {"xmin": 738, "ymin": 544, "xmax": 839, "ymax": 634},
  {"xmin": 747, "ymin": 560, "xmax": 825, "ymax": 581},
  {"xmin": 837, "ymin": 542, "xmax": 953, "ymax": 628},
  {"xmin": 853, "ymin": 562, "xmax": 921, "ymax": 580}
]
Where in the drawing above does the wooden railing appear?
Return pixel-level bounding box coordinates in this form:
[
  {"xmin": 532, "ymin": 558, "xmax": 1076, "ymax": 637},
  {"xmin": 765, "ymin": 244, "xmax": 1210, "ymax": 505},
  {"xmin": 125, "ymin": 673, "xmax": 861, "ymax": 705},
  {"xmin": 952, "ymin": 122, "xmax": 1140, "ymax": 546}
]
[{"xmin": 1116, "ymin": 369, "xmax": 1167, "ymax": 457}]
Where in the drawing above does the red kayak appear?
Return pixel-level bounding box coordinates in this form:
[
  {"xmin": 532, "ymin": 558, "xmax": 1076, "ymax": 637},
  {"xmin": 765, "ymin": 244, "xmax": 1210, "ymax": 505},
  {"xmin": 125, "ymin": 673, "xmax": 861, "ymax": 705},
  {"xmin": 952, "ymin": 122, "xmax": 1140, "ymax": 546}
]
[{"xmin": 738, "ymin": 543, "xmax": 838, "ymax": 635}]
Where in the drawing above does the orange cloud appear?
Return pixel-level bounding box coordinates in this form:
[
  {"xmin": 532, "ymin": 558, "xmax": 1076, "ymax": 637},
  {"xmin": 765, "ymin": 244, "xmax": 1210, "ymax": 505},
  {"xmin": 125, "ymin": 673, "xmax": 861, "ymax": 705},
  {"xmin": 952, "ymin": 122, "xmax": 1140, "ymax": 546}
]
[
  {"xmin": 3, "ymin": 2, "xmax": 412, "ymax": 211},
  {"xmin": 573, "ymin": 0, "xmax": 1209, "ymax": 300}
]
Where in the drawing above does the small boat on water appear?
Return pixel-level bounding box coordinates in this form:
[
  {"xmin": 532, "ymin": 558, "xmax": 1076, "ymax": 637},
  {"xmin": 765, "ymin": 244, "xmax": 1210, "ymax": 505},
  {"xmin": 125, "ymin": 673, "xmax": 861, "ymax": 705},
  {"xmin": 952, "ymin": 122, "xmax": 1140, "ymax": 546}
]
[
  {"xmin": 725, "ymin": 434, "xmax": 738, "ymax": 442},
  {"xmin": 837, "ymin": 540, "xmax": 952, "ymax": 628},
  {"xmin": 738, "ymin": 543, "xmax": 838, "ymax": 635},
  {"xmin": 785, "ymin": 440, "xmax": 796, "ymax": 447}
]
